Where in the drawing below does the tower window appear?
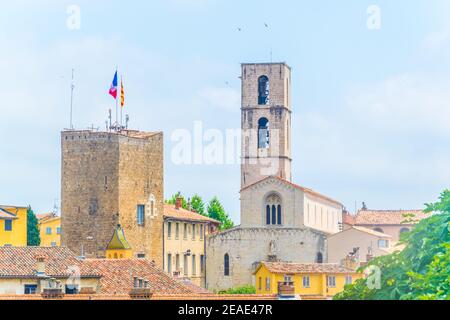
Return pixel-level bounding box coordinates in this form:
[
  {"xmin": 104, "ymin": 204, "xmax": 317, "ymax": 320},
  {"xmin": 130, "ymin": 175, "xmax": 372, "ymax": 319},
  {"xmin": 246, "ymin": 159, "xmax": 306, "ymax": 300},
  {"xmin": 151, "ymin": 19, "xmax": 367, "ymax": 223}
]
[
  {"xmin": 258, "ymin": 75, "xmax": 269, "ymax": 105},
  {"xmin": 137, "ymin": 205, "xmax": 145, "ymax": 226},
  {"xmin": 258, "ymin": 118, "xmax": 270, "ymax": 149}
]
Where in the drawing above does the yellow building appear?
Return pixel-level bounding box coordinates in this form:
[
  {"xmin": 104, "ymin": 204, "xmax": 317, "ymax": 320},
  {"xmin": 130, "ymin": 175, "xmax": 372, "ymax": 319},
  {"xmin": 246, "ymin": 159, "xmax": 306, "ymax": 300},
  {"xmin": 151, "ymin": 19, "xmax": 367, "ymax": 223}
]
[
  {"xmin": 37, "ymin": 213, "xmax": 61, "ymax": 247},
  {"xmin": 163, "ymin": 199, "xmax": 220, "ymax": 288},
  {"xmin": 0, "ymin": 205, "xmax": 27, "ymax": 247},
  {"xmin": 254, "ymin": 261, "xmax": 363, "ymax": 299},
  {"xmin": 105, "ymin": 224, "xmax": 133, "ymax": 259}
]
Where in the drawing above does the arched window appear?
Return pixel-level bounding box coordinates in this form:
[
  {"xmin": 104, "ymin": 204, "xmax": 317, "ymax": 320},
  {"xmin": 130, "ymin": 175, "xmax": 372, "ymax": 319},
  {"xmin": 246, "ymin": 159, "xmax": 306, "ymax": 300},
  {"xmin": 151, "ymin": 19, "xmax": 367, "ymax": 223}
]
[
  {"xmin": 374, "ymin": 227, "xmax": 384, "ymax": 233},
  {"xmin": 258, "ymin": 118, "xmax": 270, "ymax": 149},
  {"xmin": 316, "ymin": 252, "xmax": 323, "ymax": 264},
  {"xmin": 399, "ymin": 228, "xmax": 410, "ymax": 236},
  {"xmin": 265, "ymin": 194, "xmax": 282, "ymax": 225},
  {"xmin": 224, "ymin": 254, "xmax": 230, "ymax": 276},
  {"xmin": 258, "ymin": 75, "xmax": 269, "ymax": 105},
  {"xmin": 277, "ymin": 205, "xmax": 282, "ymax": 225}
]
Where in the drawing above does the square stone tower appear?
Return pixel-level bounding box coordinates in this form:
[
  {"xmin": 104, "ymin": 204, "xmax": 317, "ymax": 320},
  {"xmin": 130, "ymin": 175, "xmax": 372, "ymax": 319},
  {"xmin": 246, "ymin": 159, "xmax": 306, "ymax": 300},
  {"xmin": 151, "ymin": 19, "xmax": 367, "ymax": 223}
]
[
  {"xmin": 241, "ymin": 62, "xmax": 292, "ymax": 189},
  {"xmin": 61, "ymin": 130, "xmax": 163, "ymax": 267}
]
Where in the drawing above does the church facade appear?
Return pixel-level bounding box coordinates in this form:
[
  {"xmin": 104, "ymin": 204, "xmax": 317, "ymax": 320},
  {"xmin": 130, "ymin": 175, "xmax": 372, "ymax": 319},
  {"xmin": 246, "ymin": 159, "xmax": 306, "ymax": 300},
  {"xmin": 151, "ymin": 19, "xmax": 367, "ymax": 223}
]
[{"xmin": 206, "ymin": 63, "xmax": 343, "ymax": 291}]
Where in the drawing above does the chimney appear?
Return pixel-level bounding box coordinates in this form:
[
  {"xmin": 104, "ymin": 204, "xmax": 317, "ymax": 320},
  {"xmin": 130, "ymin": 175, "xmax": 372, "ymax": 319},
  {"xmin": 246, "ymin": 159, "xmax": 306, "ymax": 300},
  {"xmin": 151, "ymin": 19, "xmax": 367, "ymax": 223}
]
[
  {"xmin": 175, "ymin": 197, "xmax": 183, "ymax": 210},
  {"xmin": 35, "ymin": 255, "xmax": 46, "ymax": 277}
]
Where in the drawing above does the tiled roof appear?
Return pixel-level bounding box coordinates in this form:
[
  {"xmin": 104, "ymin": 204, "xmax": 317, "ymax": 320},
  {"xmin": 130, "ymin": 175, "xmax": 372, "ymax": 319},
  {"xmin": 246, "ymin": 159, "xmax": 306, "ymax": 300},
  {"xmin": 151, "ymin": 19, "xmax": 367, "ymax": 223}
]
[
  {"xmin": 176, "ymin": 278, "xmax": 211, "ymax": 294},
  {"xmin": 0, "ymin": 294, "xmax": 278, "ymax": 300},
  {"xmin": 37, "ymin": 213, "xmax": 60, "ymax": 223},
  {"xmin": 241, "ymin": 176, "xmax": 343, "ymax": 206},
  {"xmin": 83, "ymin": 259, "xmax": 199, "ymax": 295},
  {"xmin": 0, "ymin": 247, "xmax": 100, "ymax": 279},
  {"xmin": 354, "ymin": 210, "xmax": 429, "ymax": 225},
  {"xmin": 328, "ymin": 226, "xmax": 392, "ymax": 239},
  {"xmin": 164, "ymin": 204, "xmax": 220, "ymax": 224},
  {"xmin": 0, "ymin": 208, "xmax": 17, "ymax": 220},
  {"xmin": 257, "ymin": 262, "xmax": 356, "ymax": 275}
]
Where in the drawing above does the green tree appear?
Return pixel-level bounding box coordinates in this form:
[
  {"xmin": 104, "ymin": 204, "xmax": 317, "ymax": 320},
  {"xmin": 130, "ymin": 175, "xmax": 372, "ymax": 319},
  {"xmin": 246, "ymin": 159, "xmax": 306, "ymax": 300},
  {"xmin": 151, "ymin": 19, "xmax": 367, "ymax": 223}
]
[
  {"xmin": 219, "ymin": 285, "xmax": 256, "ymax": 294},
  {"xmin": 207, "ymin": 197, "xmax": 234, "ymax": 230},
  {"xmin": 27, "ymin": 206, "xmax": 40, "ymax": 246},
  {"xmin": 191, "ymin": 194, "xmax": 206, "ymax": 216},
  {"xmin": 335, "ymin": 190, "xmax": 450, "ymax": 300}
]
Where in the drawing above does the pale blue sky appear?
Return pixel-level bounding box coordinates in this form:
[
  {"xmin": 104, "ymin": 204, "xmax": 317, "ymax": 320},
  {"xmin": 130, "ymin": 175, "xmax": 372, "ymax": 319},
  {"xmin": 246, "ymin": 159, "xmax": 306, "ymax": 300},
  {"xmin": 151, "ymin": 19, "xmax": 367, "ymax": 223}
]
[{"xmin": 0, "ymin": 0, "xmax": 449, "ymax": 223}]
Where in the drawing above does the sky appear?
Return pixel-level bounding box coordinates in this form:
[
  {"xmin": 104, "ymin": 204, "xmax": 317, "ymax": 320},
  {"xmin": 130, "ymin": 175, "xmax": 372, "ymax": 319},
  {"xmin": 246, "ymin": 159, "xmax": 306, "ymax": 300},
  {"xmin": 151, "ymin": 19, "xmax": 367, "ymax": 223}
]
[{"xmin": 0, "ymin": 0, "xmax": 449, "ymax": 223}]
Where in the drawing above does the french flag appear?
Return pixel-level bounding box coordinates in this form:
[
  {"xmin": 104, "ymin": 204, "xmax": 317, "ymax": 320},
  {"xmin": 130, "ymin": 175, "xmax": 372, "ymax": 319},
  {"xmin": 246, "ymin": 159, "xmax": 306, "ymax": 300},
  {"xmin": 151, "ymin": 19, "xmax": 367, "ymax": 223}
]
[{"xmin": 109, "ymin": 71, "xmax": 118, "ymax": 99}]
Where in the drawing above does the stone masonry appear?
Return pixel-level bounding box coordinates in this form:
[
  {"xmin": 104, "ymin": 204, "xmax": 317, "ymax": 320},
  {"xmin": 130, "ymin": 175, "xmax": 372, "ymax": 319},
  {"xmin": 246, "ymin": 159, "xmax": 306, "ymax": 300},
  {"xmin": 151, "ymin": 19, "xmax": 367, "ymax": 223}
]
[{"xmin": 61, "ymin": 130, "xmax": 164, "ymax": 267}]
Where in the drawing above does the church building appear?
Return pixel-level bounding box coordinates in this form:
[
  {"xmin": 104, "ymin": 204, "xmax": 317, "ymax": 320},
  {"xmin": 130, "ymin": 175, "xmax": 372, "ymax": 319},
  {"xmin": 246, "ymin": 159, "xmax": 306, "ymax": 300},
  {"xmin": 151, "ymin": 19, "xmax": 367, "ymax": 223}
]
[{"xmin": 206, "ymin": 62, "xmax": 344, "ymax": 291}]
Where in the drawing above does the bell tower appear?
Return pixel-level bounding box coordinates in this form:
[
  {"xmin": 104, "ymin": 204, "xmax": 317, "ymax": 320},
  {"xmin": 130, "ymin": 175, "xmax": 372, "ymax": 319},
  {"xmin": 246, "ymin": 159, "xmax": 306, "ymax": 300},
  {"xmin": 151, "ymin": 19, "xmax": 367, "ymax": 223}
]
[{"xmin": 241, "ymin": 62, "xmax": 292, "ymax": 189}]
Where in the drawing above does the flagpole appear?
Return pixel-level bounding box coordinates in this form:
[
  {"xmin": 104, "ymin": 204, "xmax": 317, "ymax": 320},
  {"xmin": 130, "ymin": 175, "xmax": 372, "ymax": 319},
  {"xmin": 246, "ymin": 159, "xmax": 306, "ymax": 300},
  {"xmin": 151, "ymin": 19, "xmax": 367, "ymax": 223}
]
[
  {"xmin": 115, "ymin": 66, "xmax": 118, "ymax": 131},
  {"xmin": 120, "ymin": 75, "xmax": 123, "ymax": 129}
]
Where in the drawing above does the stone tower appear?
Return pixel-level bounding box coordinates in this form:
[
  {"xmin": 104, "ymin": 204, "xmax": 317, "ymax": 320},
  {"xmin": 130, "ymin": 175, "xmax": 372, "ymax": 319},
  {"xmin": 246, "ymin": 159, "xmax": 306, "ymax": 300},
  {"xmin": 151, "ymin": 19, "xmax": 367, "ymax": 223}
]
[
  {"xmin": 61, "ymin": 130, "xmax": 164, "ymax": 267},
  {"xmin": 241, "ymin": 62, "xmax": 292, "ymax": 189}
]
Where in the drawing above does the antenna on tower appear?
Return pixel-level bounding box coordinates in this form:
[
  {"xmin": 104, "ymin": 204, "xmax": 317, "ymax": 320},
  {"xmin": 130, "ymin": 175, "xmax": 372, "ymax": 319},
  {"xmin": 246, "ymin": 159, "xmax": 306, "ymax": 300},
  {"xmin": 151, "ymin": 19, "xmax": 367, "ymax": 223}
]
[
  {"xmin": 70, "ymin": 68, "xmax": 75, "ymax": 130},
  {"xmin": 125, "ymin": 114, "xmax": 130, "ymax": 129}
]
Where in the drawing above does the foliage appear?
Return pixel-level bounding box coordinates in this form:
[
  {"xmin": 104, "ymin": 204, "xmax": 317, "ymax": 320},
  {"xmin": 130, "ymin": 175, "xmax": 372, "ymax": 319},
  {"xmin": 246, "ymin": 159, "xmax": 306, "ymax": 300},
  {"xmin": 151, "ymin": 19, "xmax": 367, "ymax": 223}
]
[
  {"xmin": 207, "ymin": 197, "xmax": 234, "ymax": 230},
  {"xmin": 219, "ymin": 286, "xmax": 256, "ymax": 295},
  {"xmin": 165, "ymin": 192, "xmax": 188, "ymax": 209},
  {"xmin": 166, "ymin": 193, "xmax": 235, "ymax": 230},
  {"xmin": 191, "ymin": 194, "xmax": 206, "ymax": 216},
  {"xmin": 335, "ymin": 190, "xmax": 450, "ymax": 300},
  {"xmin": 27, "ymin": 206, "xmax": 40, "ymax": 246}
]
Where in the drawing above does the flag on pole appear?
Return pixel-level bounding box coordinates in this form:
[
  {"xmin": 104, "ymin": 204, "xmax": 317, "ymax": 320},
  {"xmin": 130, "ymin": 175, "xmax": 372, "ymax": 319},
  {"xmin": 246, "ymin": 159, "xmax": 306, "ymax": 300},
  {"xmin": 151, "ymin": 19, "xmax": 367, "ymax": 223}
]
[
  {"xmin": 120, "ymin": 78, "xmax": 125, "ymax": 107},
  {"xmin": 109, "ymin": 71, "xmax": 118, "ymax": 99}
]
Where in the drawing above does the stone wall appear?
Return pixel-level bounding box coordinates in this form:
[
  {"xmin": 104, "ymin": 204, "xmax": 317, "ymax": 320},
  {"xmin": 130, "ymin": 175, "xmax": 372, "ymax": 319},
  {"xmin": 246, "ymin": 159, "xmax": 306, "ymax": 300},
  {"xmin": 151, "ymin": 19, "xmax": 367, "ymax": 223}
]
[
  {"xmin": 205, "ymin": 227, "xmax": 327, "ymax": 292},
  {"xmin": 61, "ymin": 130, "xmax": 164, "ymax": 267}
]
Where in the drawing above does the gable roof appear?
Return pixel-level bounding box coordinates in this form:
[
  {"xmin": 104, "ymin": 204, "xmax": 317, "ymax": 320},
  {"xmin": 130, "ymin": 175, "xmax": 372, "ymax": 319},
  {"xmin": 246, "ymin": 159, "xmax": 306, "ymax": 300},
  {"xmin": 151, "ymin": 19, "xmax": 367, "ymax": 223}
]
[
  {"xmin": 241, "ymin": 176, "xmax": 343, "ymax": 206},
  {"xmin": 0, "ymin": 208, "xmax": 18, "ymax": 220},
  {"xmin": 354, "ymin": 210, "xmax": 429, "ymax": 225},
  {"xmin": 0, "ymin": 247, "xmax": 100, "ymax": 279},
  {"xmin": 37, "ymin": 213, "xmax": 60, "ymax": 224},
  {"xmin": 164, "ymin": 204, "xmax": 220, "ymax": 224},
  {"xmin": 106, "ymin": 225, "xmax": 131, "ymax": 250},
  {"xmin": 328, "ymin": 226, "xmax": 392, "ymax": 239},
  {"xmin": 83, "ymin": 259, "xmax": 205, "ymax": 295},
  {"xmin": 255, "ymin": 261, "xmax": 356, "ymax": 275}
]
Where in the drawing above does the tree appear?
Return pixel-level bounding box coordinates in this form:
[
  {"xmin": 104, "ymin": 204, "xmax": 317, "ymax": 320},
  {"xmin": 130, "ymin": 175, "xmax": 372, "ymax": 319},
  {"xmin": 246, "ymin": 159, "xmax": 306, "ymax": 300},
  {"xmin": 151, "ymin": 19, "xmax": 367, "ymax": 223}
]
[
  {"xmin": 27, "ymin": 206, "xmax": 40, "ymax": 246},
  {"xmin": 219, "ymin": 285, "xmax": 256, "ymax": 295},
  {"xmin": 335, "ymin": 189, "xmax": 450, "ymax": 300},
  {"xmin": 207, "ymin": 197, "xmax": 234, "ymax": 230},
  {"xmin": 191, "ymin": 194, "xmax": 206, "ymax": 216}
]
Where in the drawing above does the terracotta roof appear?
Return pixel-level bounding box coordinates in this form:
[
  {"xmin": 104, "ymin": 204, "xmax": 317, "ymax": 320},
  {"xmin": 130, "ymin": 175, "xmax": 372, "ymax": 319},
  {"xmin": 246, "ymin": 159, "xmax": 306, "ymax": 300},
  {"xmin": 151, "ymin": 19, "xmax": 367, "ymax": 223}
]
[
  {"xmin": 354, "ymin": 210, "xmax": 429, "ymax": 225},
  {"xmin": 0, "ymin": 247, "xmax": 100, "ymax": 279},
  {"xmin": 328, "ymin": 226, "xmax": 392, "ymax": 239},
  {"xmin": 37, "ymin": 213, "xmax": 60, "ymax": 224},
  {"xmin": 0, "ymin": 294, "xmax": 278, "ymax": 300},
  {"xmin": 0, "ymin": 208, "xmax": 17, "ymax": 220},
  {"xmin": 83, "ymin": 259, "xmax": 198, "ymax": 295},
  {"xmin": 256, "ymin": 262, "xmax": 356, "ymax": 275},
  {"xmin": 241, "ymin": 176, "xmax": 343, "ymax": 207},
  {"xmin": 164, "ymin": 204, "xmax": 220, "ymax": 224},
  {"xmin": 176, "ymin": 278, "xmax": 211, "ymax": 294}
]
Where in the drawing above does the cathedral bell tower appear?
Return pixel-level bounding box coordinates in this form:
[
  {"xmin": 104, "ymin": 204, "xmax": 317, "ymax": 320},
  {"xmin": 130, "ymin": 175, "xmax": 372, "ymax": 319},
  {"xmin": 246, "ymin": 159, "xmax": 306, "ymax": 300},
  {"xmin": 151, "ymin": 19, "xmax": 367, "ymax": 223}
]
[{"xmin": 241, "ymin": 62, "xmax": 292, "ymax": 189}]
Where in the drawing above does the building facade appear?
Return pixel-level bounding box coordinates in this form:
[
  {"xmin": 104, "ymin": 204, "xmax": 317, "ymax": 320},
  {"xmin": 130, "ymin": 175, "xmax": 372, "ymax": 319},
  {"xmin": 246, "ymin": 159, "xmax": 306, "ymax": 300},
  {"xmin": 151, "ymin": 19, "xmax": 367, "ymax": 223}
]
[
  {"xmin": 0, "ymin": 206, "xmax": 27, "ymax": 247},
  {"xmin": 37, "ymin": 213, "xmax": 61, "ymax": 247},
  {"xmin": 163, "ymin": 199, "xmax": 220, "ymax": 287},
  {"xmin": 254, "ymin": 261, "xmax": 362, "ymax": 298},
  {"xmin": 206, "ymin": 62, "xmax": 343, "ymax": 292},
  {"xmin": 61, "ymin": 130, "xmax": 164, "ymax": 266}
]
